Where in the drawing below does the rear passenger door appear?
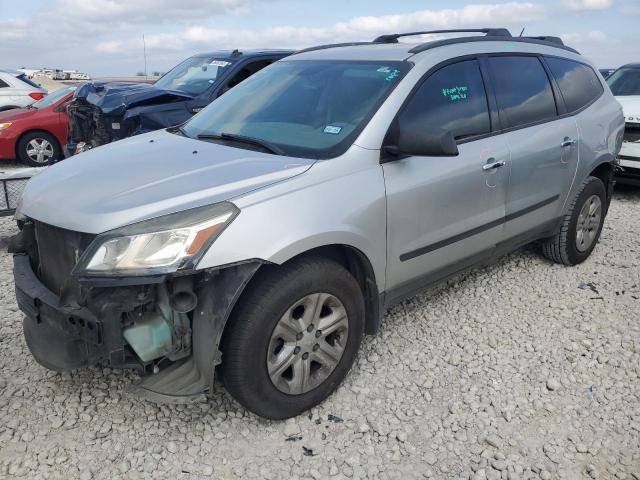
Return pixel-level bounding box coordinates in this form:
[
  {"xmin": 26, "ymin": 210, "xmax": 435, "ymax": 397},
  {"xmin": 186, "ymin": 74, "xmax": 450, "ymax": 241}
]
[
  {"xmin": 486, "ymin": 55, "xmax": 579, "ymax": 241},
  {"xmin": 383, "ymin": 59, "xmax": 510, "ymax": 292}
]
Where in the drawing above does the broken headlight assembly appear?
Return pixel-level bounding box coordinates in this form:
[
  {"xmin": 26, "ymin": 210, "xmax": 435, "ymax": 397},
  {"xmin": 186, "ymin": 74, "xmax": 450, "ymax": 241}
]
[{"xmin": 73, "ymin": 202, "xmax": 239, "ymax": 277}]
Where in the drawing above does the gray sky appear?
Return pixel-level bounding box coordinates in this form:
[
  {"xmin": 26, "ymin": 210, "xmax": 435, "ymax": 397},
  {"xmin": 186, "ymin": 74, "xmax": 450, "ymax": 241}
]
[{"xmin": 1, "ymin": 0, "xmax": 638, "ymax": 76}]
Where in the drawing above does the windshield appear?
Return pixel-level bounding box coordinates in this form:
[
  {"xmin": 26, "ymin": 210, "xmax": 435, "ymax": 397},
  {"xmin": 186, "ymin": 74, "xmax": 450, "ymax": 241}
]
[
  {"xmin": 607, "ymin": 68, "xmax": 640, "ymax": 96},
  {"xmin": 154, "ymin": 56, "xmax": 235, "ymax": 96},
  {"xmin": 32, "ymin": 86, "xmax": 75, "ymax": 109},
  {"xmin": 182, "ymin": 60, "xmax": 410, "ymax": 159}
]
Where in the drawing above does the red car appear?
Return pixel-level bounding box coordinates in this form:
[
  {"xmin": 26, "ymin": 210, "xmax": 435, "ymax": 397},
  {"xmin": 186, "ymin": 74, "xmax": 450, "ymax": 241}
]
[{"xmin": 0, "ymin": 86, "xmax": 75, "ymax": 167}]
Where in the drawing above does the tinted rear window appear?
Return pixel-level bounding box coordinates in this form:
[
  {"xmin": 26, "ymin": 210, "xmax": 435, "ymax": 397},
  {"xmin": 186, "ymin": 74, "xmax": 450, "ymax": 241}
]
[
  {"xmin": 488, "ymin": 56, "xmax": 557, "ymax": 129},
  {"xmin": 16, "ymin": 74, "xmax": 41, "ymax": 89},
  {"xmin": 0, "ymin": 79, "xmax": 8, "ymax": 88},
  {"xmin": 546, "ymin": 57, "xmax": 603, "ymax": 112},
  {"xmin": 397, "ymin": 59, "xmax": 491, "ymax": 141}
]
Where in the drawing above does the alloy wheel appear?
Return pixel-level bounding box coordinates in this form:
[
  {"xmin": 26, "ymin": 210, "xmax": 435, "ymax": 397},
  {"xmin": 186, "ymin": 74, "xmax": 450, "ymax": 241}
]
[{"xmin": 26, "ymin": 138, "xmax": 54, "ymax": 164}]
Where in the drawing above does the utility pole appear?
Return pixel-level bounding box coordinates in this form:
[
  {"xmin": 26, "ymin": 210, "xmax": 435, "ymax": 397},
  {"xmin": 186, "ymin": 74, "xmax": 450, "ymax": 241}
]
[{"xmin": 143, "ymin": 34, "xmax": 148, "ymax": 79}]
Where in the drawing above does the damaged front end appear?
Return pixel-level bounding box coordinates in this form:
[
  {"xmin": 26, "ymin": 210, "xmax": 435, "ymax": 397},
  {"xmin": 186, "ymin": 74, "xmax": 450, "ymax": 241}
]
[
  {"xmin": 66, "ymin": 82, "xmax": 194, "ymax": 156},
  {"xmin": 10, "ymin": 215, "xmax": 260, "ymax": 403}
]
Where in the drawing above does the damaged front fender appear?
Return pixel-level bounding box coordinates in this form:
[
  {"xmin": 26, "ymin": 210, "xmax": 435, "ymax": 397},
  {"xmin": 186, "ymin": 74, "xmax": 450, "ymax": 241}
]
[{"xmin": 133, "ymin": 261, "xmax": 261, "ymax": 403}]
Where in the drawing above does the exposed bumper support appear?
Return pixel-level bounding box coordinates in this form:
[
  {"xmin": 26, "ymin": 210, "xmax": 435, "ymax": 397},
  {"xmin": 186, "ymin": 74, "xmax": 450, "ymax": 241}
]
[{"xmin": 13, "ymin": 251, "xmax": 262, "ymax": 403}]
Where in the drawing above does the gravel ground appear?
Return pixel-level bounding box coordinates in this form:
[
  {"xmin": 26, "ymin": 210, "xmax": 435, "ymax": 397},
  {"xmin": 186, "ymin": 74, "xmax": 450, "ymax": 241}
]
[{"xmin": 0, "ymin": 188, "xmax": 638, "ymax": 480}]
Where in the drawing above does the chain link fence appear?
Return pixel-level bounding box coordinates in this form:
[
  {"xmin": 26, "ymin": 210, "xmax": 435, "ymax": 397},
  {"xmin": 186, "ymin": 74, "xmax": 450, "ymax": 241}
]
[{"xmin": 0, "ymin": 168, "xmax": 43, "ymax": 217}]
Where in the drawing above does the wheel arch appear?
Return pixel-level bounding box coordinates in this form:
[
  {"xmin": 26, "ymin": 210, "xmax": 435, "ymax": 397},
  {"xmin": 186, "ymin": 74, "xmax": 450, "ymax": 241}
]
[
  {"xmin": 587, "ymin": 156, "xmax": 616, "ymax": 208},
  {"xmin": 225, "ymin": 244, "xmax": 383, "ymax": 342}
]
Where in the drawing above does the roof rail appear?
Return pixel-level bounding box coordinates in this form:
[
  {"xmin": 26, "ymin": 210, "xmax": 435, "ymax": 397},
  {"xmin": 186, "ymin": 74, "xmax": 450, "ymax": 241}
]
[
  {"xmin": 373, "ymin": 28, "xmax": 512, "ymax": 44},
  {"xmin": 523, "ymin": 36, "xmax": 565, "ymax": 46},
  {"xmin": 295, "ymin": 42, "xmax": 374, "ymax": 55},
  {"xmin": 409, "ymin": 36, "xmax": 580, "ymax": 55}
]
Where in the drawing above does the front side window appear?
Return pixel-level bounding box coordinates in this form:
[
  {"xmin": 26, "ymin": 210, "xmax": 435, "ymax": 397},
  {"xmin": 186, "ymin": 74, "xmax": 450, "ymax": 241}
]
[
  {"xmin": 546, "ymin": 57, "xmax": 603, "ymax": 112},
  {"xmin": 488, "ymin": 56, "xmax": 557, "ymax": 129},
  {"xmin": 607, "ymin": 67, "xmax": 640, "ymax": 96},
  {"xmin": 182, "ymin": 60, "xmax": 410, "ymax": 159},
  {"xmin": 395, "ymin": 59, "xmax": 491, "ymax": 141},
  {"xmin": 154, "ymin": 56, "xmax": 236, "ymax": 96}
]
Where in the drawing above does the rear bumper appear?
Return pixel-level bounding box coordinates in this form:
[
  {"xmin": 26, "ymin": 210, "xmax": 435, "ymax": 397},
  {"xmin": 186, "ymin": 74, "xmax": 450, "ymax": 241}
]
[{"xmin": 616, "ymin": 142, "xmax": 640, "ymax": 185}]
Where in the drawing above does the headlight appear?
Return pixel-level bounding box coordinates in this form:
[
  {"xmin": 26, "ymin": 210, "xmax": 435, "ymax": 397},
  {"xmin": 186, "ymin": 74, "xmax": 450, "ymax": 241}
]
[
  {"xmin": 0, "ymin": 122, "xmax": 12, "ymax": 131},
  {"xmin": 74, "ymin": 202, "xmax": 239, "ymax": 276}
]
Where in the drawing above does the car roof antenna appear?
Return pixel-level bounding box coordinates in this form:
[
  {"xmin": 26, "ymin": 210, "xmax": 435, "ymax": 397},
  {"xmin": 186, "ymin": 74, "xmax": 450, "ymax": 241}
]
[{"xmin": 519, "ymin": 27, "xmax": 526, "ymax": 37}]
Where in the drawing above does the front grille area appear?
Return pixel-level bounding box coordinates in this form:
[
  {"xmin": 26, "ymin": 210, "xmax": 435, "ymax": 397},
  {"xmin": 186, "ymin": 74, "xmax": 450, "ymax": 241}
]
[
  {"xmin": 623, "ymin": 123, "xmax": 640, "ymax": 143},
  {"xmin": 33, "ymin": 222, "xmax": 95, "ymax": 296}
]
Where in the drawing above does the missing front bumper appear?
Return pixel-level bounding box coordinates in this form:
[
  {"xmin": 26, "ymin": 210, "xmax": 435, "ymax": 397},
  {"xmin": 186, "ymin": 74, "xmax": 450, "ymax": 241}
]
[{"xmin": 12, "ymin": 252, "xmax": 262, "ymax": 403}]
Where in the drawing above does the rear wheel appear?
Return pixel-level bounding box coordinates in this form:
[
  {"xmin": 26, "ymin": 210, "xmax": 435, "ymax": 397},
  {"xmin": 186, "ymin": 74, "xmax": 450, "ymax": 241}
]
[
  {"xmin": 541, "ymin": 176, "xmax": 606, "ymax": 265},
  {"xmin": 221, "ymin": 257, "xmax": 365, "ymax": 419},
  {"xmin": 17, "ymin": 131, "xmax": 60, "ymax": 167}
]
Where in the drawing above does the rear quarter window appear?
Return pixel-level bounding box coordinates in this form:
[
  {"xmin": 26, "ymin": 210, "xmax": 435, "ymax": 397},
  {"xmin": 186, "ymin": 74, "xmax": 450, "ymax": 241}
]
[
  {"xmin": 545, "ymin": 57, "xmax": 603, "ymax": 113},
  {"xmin": 0, "ymin": 78, "xmax": 9, "ymax": 88},
  {"xmin": 488, "ymin": 56, "xmax": 557, "ymax": 130}
]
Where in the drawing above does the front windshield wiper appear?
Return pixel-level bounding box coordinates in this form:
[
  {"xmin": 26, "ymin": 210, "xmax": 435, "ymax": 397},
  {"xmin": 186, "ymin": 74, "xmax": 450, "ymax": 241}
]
[
  {"xmin": 173, "ymin": 125, "xmax": 189, "ymax": 137},
  {"xmin": 196, "ymin": 132, "xmax": 285, "ymax": 156}
]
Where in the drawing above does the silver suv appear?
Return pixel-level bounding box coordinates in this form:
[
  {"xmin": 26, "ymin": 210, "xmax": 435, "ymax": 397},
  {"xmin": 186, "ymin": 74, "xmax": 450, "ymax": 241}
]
[
  {"xmin": 10, "ymin": 29, "xmax": 624, "ymax": 419},
  {"xmin": 0, "ymin": 69, "xmax": 47, "ymax": 111}
]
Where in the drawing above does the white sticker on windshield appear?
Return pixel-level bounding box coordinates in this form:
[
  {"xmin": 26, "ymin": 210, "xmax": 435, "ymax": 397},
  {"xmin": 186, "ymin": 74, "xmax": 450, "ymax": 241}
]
[
  {"xmin": 323, "ymin": 125, "xmax": 342, "ymax": 134},
  {"xmin": 377, "ymin": 66, "xmax": 391, "ymax": 73},
  {"xmin": 210, "ymin": 60, "xmax": 231, "ymax": 67}
]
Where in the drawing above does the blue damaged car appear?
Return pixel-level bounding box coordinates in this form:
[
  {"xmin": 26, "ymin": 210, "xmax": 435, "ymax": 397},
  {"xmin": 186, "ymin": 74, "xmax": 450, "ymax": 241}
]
[{"xmin": 65, "ymin": 49, "xmax": 293, "ymax": 156}]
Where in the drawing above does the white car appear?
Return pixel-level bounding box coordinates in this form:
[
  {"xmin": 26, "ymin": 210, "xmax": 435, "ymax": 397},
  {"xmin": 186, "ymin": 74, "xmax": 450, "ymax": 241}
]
[
  {"xmin": 607, "ymin": 64, "xmax": 640, "ymax": 185},
  {"xmin": 0, "ymin": 69, "xmax": 48, "ymax": 111},
  {"xmin": 69, "ymin": 72, "xmax": 91, "ymax": 80}
]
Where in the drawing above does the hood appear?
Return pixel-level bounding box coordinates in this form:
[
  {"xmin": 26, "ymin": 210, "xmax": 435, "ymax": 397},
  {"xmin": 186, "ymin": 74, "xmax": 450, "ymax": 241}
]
[
  {"xmin": 19, "ymin": 129, "xmax": 316, "ymax": 234},
  {"xmin": 73, "ymin": 81, "xmax": 193, "ymax": 117},
  {"xmin": 615, "ymin": 95, "xmax": 640, "ymax": 121},
  {"xmin": 0, "ymin": 107, "xmax": 38, "ymax": 123}
]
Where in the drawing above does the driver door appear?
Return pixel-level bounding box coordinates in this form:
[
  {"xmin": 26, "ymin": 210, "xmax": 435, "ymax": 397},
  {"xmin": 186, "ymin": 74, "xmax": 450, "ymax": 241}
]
[{"xmin": 383, "ymin": 58, "xmax": 510, "ymax": 294}]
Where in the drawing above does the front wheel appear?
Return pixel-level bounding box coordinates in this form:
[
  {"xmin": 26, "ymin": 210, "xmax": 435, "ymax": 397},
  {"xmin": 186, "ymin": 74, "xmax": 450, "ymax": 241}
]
[
  {"xmin": 17, "ymin": 131, "xmax": 61, "ymax": 167},
  {"xmin": 541, "ymin": 176, "xmax": 607, "ymax": 266},
  {"xmin": 221, "ymin": 257, "xmax": 365, "ymax": 419}
]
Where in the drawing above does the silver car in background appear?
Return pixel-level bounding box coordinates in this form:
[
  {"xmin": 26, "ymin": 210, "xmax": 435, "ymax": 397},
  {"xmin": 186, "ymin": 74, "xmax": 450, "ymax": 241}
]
[
  {"xmin": 0, "ymin": 69, "xmax": 47, "ymax": 111},
  {"xmin": 10, "ymin": 28, "xmax": 624, "ymax": 419}
]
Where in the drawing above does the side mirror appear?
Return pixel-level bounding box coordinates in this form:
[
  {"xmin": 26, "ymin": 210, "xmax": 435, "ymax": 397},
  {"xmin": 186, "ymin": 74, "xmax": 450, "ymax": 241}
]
[{"xmin": 384, "ymin": 124, "xmax": 459, "ymax": 159}]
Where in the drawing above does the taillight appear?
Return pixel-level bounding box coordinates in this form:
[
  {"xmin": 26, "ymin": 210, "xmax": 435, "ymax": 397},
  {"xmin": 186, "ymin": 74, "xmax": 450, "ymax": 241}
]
[{"xmin": 29, "ymin": 92, "xmax": 46, "ymax": 101}]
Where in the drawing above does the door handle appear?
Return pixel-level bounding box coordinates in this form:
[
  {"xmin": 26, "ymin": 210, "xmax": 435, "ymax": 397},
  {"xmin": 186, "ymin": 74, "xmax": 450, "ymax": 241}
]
[
  {"xmin": 561, "ymin": 139, "xmax": 577, "ymax": 148},
  {"xmin": 482, "ymin": 160, "xmax": 506, "ymax": 171}
]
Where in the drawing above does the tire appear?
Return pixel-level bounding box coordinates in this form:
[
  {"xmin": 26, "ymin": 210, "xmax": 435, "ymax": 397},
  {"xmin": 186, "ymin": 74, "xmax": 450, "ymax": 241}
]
[
  {"xmin": 17, "ymin": 131, "xmax": 61, "ymax": 167},
  {"xmin": 541, "ymin": 176, "xmax": 607, "ymax": 266},
  {"xmin": 221, "ymin": 257, "xmax": 365, "ymax": 419}
]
